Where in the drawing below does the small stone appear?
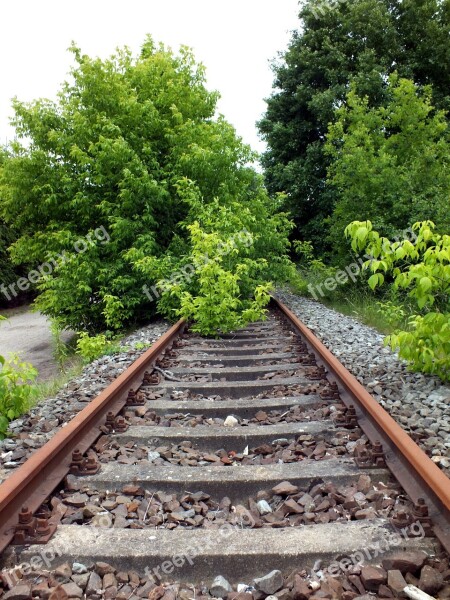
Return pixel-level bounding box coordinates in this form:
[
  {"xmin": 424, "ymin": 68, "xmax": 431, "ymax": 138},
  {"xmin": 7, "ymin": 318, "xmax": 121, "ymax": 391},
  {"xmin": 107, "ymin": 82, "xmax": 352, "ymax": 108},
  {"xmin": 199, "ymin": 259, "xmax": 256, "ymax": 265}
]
[
  {"xmin": 419, "ymin": 565, "xmax": 444, "ymax": 595},
  {"xmin": 117, "ymin": 572, "xmax": 129, "ymax": 584},
  {"xmin": 211, "ymin": 576, "xmax": 233, "ymax": 597},
  {"xmin": 272, "ymin": 481, "xmax": 298, "ymax": 496},
  {"xmin": 224, "ymin": 416, "xmax": 238, "ymax": 427},
  {"xmin": 48, "ymin": 586, "xmax": 69, "ymax": 600},
  {"xmin": 253, "ymin": 570, "xmax": 284, "ymax": 595},
  {"xmin": 103, "ymin": 573, "xmax": 117, "ymax": 589},
  {"xmin": 283, "ymin": 498, "xmax": 303, "ymax": 514},
  {"xmin": 272, "ymin": 439, "xmax": 289, "ymax": 446},
  {"xmin": 148, "ymin": 451, "xmax": 161, "ymax": 461},
  {"xmin": 72, "ymin": 574, "xmax": 89, "ymax": 590},
  {"xmin": 55, "ymin": 563, "xmax": 72, "ymax": 578},
  {"xmin": 354, "ymin": 507, "xmax": 377, "ymax": 519},
  {"xmin": 3, "ymin": 585, "xmax": 32, "ymax": 600},
  {"xmin": 122, "ymin": 484, "xmax": 143, "ymax": 495},
  {"xmin": 86, "ymin": 571, "xmax": 103, "ymax": 595},
  {"xmin": 256, "ymin": 500, "xmax": 272, "ymax": 515},
  {"xmin": 382, "ymin": 552, "xmax": 427, "ymax": 574},
  {"xmin": 293, "ymin": 576, "xmax": 312, "ymax": 600},
  {"xmin": 95, "ymin": 562, "xmax": 116, "ymax": 577},
  {"xmin": 72, "ymin": 563, "xmax": 88, "ymax": 575},
  {"xmin": 64, "ymin": 493, "xmax": 89, "ymax": 507},
  {"xmin": 387, "ymin": 570, "xmax": 407, "ymax": 597},
  {"xmin": 360, "ymin": 566, "xmax": 387, "ymax": 591},
  {"xmin": 83, "ymin": 504, "xmax": 103, "ymax": 518},
  {"xmin": 356, "ymin": 475, "xmax": 372, "ymax": 494},
  {"xmin": 148, "ymin": 586, "xmax": 165, "ymax": 600},
  {"xmin": 61, "ymin": 582, "xmax": 83, "ymax": 598},
  {"xmin": 91, "ymin": 512, "xmax": 113, "ymax": 527}
]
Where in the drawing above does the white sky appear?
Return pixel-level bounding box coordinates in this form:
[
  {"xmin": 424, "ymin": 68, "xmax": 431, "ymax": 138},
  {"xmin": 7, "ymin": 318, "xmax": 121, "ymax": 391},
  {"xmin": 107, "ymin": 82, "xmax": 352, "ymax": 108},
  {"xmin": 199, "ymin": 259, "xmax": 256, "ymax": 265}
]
[{"xmin": 0, "ymin": 0, "xmax": 300, "ymax": 154}]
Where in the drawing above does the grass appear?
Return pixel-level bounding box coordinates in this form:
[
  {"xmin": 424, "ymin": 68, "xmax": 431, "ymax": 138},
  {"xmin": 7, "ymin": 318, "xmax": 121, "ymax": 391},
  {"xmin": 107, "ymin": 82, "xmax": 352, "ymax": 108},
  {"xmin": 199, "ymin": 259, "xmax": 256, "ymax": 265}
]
[
  {"xmin": 321, "ymin": 292, "xmax": 401, "ymax": 335},
  {"xmin": 30, "ymin": 359, "xmax": 85, "ymax": 404},
  {"xmin": 289, "ymin": 268, "xmax": 412, "ymax": 337}
]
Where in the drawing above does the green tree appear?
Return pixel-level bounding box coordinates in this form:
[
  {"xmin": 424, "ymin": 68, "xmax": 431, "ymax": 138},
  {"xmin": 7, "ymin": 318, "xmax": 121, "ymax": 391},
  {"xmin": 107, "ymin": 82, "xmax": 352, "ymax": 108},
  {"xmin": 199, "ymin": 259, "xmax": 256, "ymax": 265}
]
[
  {"xmin": 0, "ymin": 149, "xmax": 24, "ymax": 307},
  {"xmin": 0, "ymin": 38, "xmax": 257, "ymax": 332},
  {"xmin": 325, "ymin": 76, "xmax": 450, "ymax": 256},
  {"xmin": 131, "ymin": 178, "xmax": 295, "ymax": 335},
  {"xmin": 258, "ymin": 0, "xmax": 450, "ymax": 253}
]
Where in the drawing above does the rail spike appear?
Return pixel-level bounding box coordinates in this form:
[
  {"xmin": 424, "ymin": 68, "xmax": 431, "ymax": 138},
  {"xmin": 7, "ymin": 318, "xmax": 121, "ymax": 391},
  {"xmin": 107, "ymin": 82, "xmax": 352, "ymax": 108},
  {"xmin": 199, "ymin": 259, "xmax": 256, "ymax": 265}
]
[
  {"xmin": 69, "ymin": 448, "xmax": 100, "ymax": 476},
  {"xmin": 320, "ymin": 381, "xmax": 341, "ymax": 400},
  {"xmin": 307, "ymin": 365, "xmax": 326, "ymax": 381},
  {"xmin": 12, "ymin": 506, "xmax": 57, "ymax": 545},
  {"xmin": 354, "ymin": 440, "xmax": 386, "ymax": 468},
  {"xmin": 126, "ymin": 389, "xmax": 145, "ymax": 406},
  {"xmin": 412, "ymin": 498, "xmax": 434, "ymax": 536},
  {"xmin": 335, "ymin": 405, "xmax": 358, "ymax": 429},
  {"xmin": 142, "ymin": 370, "xmax": 160, "ymax": 386},
  {"xmin": 115, "ymin": 416, "xmax": 129, "ymax": 433}
]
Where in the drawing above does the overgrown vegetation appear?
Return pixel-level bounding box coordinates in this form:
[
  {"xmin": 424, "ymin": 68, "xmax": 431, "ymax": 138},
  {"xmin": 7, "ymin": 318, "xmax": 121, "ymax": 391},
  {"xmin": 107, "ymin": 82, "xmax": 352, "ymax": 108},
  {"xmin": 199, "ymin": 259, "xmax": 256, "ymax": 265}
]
[
  {"xmin": 131, "ymin": 182, "xmax": 296, "ymax": 334},
  {"xmin": 0, "ymin": 316, "xmax": 38, "ymax": 439},
  {"xmin": 0, "ymin": 37, "xmax": 295, "ymax": 337},
  {"xmin": 326, "ymin": 76, "xmax": 450, "ymax": 258},
  {"xmin": 346, "ymin": 220, "xmax": 449, "ymax": 380},
  {"xmin": 258, "ymin": 0, "xmax": 450, "ymax": 255}
]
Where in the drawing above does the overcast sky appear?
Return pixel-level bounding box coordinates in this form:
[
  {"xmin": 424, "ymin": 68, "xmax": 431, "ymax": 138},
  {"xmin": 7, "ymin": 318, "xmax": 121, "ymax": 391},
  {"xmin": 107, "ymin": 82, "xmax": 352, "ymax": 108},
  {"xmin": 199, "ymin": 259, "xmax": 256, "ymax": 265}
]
[{"xmin": 0, "ymin": 0, "xmax": 300, "ymax": 153}]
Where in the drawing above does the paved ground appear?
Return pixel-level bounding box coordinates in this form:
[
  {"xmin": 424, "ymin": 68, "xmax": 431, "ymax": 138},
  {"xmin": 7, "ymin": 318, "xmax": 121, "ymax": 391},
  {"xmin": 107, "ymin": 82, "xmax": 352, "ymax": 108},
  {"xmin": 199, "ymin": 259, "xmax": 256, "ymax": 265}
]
[{"xmin": 0, "ymin": 307, "xmax": 74, "ymax": 381}]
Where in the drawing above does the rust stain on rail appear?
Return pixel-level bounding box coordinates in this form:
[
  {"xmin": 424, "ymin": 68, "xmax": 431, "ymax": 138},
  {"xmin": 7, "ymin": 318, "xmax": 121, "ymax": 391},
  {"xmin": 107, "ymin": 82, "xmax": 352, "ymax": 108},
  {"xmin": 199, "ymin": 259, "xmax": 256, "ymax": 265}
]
[
  {"xmin": 274, "ymin": 297, "xmax": 450, "ymax": 549},
  {"xmin": 0, "ymin": 319, "xmax": 185, "ymax": 553}
]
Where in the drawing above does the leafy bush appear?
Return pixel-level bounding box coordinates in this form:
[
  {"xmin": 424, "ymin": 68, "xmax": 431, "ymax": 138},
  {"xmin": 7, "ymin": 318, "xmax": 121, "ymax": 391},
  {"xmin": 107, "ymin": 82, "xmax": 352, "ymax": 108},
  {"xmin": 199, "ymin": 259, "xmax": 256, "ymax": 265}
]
[
  {"xmin": 0, "ymin": 317, "xmax": 38, "ymax": 438},
  {"xmin": 292, "ymin": 239, "xmax": 341, "ymax": 300},
  {"xmin": 345, "ymin": 220, "xmax": 449, "ymax": 381},
  {"xmin": 326, "ymin": 76, "xmax": 450, "ymax": 259},
  {"xmin": 131, "ymin": 180, "xmax": 295, "ymax": 335},
  {"xmin": 376, "ymin": 300, "xmax": 407, "ymax": 327},
  {"xmin": 0, "ymin": 38, "xmax": 257, "ymax": 332},
  {"xmin": 175, "ymin": 221, "xmax": 272, "ymax": 335},
  {"xmin": 75, "ymin": 332, "xmax": 111, "ymax": 363}
]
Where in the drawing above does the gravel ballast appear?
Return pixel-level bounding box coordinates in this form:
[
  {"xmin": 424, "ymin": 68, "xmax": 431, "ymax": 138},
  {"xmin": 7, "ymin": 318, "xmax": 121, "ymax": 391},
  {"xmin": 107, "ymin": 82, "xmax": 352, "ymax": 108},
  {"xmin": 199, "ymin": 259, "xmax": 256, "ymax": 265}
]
[
  {"xmin": 278, "ymin": 291, "xmax": 450, "ymax": 473},
  {"xmin": 1, "ymin": 295, "xmax": 449, "ymax": 483}
]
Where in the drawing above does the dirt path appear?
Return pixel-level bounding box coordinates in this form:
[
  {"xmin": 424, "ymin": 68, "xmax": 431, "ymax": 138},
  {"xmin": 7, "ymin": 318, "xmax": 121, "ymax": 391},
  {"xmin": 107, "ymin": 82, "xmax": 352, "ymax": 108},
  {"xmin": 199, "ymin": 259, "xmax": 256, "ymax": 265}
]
[{"xmin": 0, "ymin": 307, "xmax": 74, "ymax": 381}]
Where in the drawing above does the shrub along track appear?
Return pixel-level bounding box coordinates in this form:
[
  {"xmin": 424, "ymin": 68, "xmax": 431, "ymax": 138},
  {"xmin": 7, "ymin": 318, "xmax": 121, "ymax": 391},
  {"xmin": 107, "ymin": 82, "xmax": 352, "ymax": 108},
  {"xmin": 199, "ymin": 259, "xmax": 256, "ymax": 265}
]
[{"xmin": 0, "ymin": 298, "xmax": 449, "ymax": 598}]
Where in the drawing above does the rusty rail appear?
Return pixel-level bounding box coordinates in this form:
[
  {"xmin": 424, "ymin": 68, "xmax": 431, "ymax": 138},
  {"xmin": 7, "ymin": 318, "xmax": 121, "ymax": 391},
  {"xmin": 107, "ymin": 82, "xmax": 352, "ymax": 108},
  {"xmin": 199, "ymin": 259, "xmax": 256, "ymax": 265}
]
[
  {"xmin": 274, "ymin": 297, "xmax": 450, "ymax": 552},
  {"xmin": 0, "ymin": 319, "xmax": 185, "ymax": 553},
  {"xmin": 0, "ymin": 300, "xmax": 449, "ymax": 557}
]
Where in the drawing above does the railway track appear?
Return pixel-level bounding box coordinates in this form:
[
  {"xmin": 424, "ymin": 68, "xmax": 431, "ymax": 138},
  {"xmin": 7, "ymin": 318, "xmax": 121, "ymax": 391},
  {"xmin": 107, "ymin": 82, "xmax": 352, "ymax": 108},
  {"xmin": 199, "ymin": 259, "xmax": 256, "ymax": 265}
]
[{"xmin": 0, "ymin": 298, "xmax": 449, "ymax": 599}]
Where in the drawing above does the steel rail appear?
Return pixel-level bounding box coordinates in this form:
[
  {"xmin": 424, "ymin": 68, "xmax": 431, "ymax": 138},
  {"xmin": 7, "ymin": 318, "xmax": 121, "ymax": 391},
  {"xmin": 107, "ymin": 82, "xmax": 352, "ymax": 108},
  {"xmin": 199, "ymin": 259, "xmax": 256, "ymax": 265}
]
[
  {"xmin": 0, "ymin": 301, "xmax": 449, "ymax": 558},
  {"xmin": 274, "ymin": 297, "xmax": 450, "ymax": 552},
  {"xmin": 0, "ymin": 319, "xmax": 185, "ymax": 553}
]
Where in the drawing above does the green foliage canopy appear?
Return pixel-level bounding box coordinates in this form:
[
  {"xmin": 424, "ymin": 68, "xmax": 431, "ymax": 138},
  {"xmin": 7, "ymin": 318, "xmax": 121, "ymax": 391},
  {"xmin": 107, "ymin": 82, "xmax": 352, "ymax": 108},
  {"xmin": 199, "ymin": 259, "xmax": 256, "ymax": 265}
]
[
  {"xmin": 0, "ymin": 38, "xmax": 259, "ymax": 332},
  {"xmin": 258, "ymin": 0, "xmax": 450, "ymax": 253},
  {"xmin": 346, "ymin": 220, "xmax": 449, "ymax": 380},
  {"xmin": 130, "ymin": 178, "xmax": 296, "ymax": 335},
  {"xmin": 326, "ymin": 76, "xmax": 450, "ymax": 256}
]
